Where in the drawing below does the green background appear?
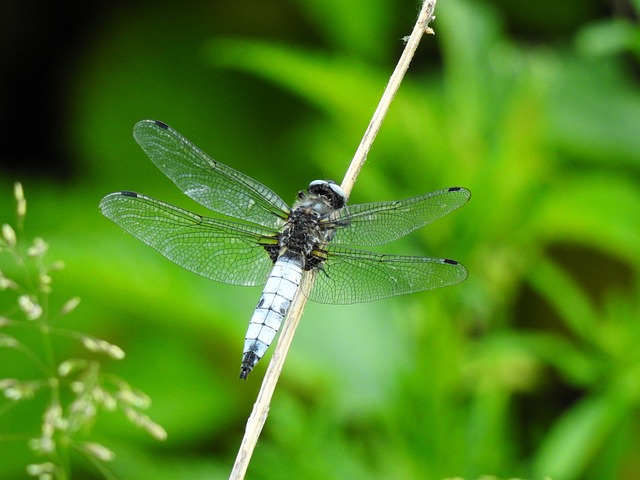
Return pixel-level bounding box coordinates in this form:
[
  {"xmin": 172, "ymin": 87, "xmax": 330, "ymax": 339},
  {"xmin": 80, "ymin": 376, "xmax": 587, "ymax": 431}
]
[{"xmin": 1, "ymin": 0, "xmax": 640, "ymax": 478}]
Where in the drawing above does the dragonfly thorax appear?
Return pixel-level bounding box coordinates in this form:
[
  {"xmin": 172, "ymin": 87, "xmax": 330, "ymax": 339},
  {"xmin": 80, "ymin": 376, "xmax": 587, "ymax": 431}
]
[{"xmin": 278, "ymin": 183, "xmax": 344, "ymax": 269}]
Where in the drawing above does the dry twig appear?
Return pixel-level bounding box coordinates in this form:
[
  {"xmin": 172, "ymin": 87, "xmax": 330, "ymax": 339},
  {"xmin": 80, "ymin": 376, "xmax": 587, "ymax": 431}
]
[{"xmin": 229, "ymin": 2, "xmax": 438, "ymax": 478}]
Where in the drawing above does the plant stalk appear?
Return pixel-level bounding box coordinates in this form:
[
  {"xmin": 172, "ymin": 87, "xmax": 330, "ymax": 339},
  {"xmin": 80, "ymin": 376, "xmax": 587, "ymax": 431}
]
[{"xmin": 229, "ymin": 2, "xmax": 438, "ymax": 478}]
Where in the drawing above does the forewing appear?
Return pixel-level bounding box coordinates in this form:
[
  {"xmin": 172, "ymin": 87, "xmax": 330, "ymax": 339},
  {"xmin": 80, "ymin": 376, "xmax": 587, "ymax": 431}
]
[
  {"xmin": 133, "ymin": 120, "xmax": 290, "ymax": 229},
  {"xmin": 327, "ymin": 187, "xmax": 470, "ymax": 246},
  {"xmin": 100, "ymin": 191, "xmax": 277, "ymax": 286},
  {"xmin": 307, "ymin": 246, "xmax": 467, "ymax": 304}
]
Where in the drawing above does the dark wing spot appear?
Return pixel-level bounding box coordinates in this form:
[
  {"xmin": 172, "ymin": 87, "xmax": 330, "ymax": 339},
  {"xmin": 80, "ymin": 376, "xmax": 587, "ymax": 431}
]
[
  {"xmin": 443, "ymin": 258, "xmax": 459, "ymax": 265},
  {"xmin": 448, "ymin": 187, "xmax": 462, "ymax": 192},
  {"xmin": 153, "ymin": 120, "xmax": 169, "ymax": 129},
  {"xmin": 121, "ymin": 191, "xmax": 138, "ymax": 197}
]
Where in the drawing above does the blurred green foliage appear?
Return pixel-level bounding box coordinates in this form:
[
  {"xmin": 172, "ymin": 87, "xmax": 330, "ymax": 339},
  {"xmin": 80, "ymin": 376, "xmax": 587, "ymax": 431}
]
[{"xmin": 1, "ymin": 0, "xmax": 640, "ymax": 478}]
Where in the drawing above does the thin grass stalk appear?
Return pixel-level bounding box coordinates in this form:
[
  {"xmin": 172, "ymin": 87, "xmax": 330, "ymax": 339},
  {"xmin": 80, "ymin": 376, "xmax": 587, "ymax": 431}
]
[{"xmin": 229, "ymin": 2, "xmax": 438, "ymax": 478}]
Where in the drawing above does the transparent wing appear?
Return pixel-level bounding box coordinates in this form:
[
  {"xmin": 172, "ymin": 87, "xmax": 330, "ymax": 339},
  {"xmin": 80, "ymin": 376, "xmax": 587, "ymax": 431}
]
[
  {"xmin": 307, "ymin": 246, "xmax": 467, "ymax": 304},
  {"xmin": 326, "ymin": 187, "xmax": 470, "ymax": 246},
  {"xmin": 99, "ymin": 191, "xmax": 278, "ymax": 286},
  {"xmin": 133, "ymin": 120, "xmax": 290, "ymax": 229}
]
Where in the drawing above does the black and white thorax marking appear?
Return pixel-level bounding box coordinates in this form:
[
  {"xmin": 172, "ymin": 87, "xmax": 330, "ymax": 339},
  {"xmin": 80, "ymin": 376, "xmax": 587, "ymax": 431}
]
[{"xmin": 273, "ymin": 180, "xmax": 347, "ymax": 268}]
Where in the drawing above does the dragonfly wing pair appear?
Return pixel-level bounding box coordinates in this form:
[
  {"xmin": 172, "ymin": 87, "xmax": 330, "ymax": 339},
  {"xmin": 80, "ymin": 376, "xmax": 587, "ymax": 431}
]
[{"xmin": 100, "ymin": 120, "xmax": 470, "ymax": 377}]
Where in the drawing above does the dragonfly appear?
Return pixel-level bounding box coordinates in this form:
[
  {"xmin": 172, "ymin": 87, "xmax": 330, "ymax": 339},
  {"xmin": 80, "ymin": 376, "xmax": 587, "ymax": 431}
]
[{"xmin": 100, "ymin": 120, "xmax": 470, "ymax": 379}]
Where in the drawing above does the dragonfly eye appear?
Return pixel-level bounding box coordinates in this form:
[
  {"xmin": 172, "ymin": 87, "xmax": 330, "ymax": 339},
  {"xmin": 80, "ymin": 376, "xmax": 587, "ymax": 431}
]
[
  {"xmin": 308, "ymin": 180, "xmax": 347, "ymax": 209},
  {"xmin": 327, "ymin": 182, "xmax": 347, "ymax": 207}
]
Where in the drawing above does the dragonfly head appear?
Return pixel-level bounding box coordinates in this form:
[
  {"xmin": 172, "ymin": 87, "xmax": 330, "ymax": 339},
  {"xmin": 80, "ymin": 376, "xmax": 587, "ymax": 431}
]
[{"xmin": 307, "ymin": 180, "xmax": 347, "ymax": 210}]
